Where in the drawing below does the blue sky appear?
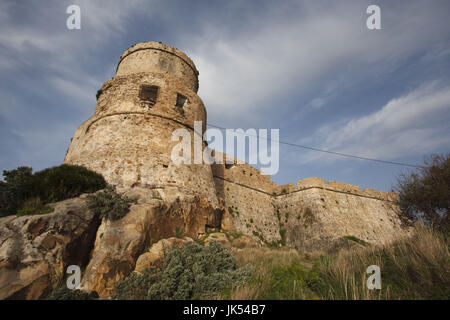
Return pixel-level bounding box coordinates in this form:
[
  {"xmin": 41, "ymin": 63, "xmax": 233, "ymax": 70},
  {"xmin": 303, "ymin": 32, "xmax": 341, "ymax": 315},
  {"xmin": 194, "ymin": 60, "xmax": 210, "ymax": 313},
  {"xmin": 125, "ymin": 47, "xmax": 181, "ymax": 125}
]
[{"xmin": 1, "ymin": 0, "xmax": 449, "ymax": 191}]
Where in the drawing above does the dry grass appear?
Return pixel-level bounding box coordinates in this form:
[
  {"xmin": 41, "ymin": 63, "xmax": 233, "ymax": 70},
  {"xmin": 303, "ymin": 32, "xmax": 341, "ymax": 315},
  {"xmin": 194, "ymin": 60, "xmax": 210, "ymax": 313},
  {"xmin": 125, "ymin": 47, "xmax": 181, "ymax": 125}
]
[
  {"xmin": 317, "ymin": 223, "xmax": 449, "ymax": 299},
  {"xmin": 220, "ymin": 247, "xmax": 321, "ymax": 300},
  {"xmin": 222, "ymin": 223, "xmax": 449, "ymax": 300}
]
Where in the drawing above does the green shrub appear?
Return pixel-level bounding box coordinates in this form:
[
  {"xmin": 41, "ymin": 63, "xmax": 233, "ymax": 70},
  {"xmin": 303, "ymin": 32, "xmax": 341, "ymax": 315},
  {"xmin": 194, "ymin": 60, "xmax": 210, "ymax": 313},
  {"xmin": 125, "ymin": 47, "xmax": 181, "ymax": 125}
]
[
  {"xmin": 96, "ymin": 89, "xmax": 102, "ymax": 100},
  {"xmin": 46, "ymin": 286, "xmax": 99, "ymax": 300},
  {"xmin": 112, "ymin": 268, "xmax": 159, "ymax": 300},
  {"xmin": 258, "ymin": 262, "xmax": 317, "ymax": 300},
  {"xmin": 86, "ymin": 185, "xmax": 137, "ymax": 221},
  {"xmin": 112, "ymin": 241, "xmax": 251, "ymax": 300},
  {"xmin": 0, "ymin": 164, "xmax": 106, "ymax": 217},
  {"xmin": 0, "ymin": 167, "xmax": 33, "ymax": 217},
  {"xmin": 16, "ymin": 198, "xmax": 53, "ymax": 216},
  {"xmin": 31, "ymin": 164, "xmax": 106, "ymax": 203}
]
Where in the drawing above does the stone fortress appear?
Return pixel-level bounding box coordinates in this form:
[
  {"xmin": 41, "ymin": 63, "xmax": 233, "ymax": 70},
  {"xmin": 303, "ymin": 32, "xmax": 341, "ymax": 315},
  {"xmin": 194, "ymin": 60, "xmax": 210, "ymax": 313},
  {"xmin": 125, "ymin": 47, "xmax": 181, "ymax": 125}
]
[
  {"xmin": 65, "ymin": 41, "xmax": 407, "ymax": 249},
  {"xmin": 61, "ymin": 41, "xmax": 409, "ymax": 295}
]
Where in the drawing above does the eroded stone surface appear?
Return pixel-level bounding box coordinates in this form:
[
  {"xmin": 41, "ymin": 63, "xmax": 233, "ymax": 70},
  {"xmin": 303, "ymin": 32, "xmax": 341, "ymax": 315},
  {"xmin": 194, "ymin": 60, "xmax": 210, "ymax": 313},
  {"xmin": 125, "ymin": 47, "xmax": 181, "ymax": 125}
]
[
  {"xmin": 134, "ymin": 236, "xmax": 193, "ymax": 273},
  {"xmin": 80, "ymin": 193, "xmax": 223, "ymax": 297},
  {"xmin": 0, "ymin": 198, "xmax": 99, "ymax": 300}
]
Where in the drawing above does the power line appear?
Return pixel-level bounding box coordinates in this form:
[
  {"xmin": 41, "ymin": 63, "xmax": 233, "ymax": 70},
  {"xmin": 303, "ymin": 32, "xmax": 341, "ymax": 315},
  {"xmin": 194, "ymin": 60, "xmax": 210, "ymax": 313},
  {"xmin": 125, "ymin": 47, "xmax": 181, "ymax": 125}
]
[{"xmin": 206, "ymin": 123, "xmax": 423, "ymax": 169}]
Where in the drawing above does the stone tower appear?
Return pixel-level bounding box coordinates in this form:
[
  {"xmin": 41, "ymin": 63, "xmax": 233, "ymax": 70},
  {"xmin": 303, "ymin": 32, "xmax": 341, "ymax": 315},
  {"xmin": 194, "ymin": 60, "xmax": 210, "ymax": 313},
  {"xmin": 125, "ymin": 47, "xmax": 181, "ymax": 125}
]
[{"xmin": 64, "ymin": 42, "xmax": 218, "ymax": 205}]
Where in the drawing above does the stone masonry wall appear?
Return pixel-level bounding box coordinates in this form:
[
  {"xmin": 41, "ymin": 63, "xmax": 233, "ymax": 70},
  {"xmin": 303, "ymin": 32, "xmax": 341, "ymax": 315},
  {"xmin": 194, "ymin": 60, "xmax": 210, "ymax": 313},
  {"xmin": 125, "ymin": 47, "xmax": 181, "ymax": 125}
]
[
  {"xmin": 212, "ymin": 161, "xmax": 408, "ymax": 249},
  {"xmin": 65, "ymin": 45, "xmax": 217, "ymax": 205},
  {"xmin": 65, "ymin": 41, "xmax": 409, "ymax": 252}
]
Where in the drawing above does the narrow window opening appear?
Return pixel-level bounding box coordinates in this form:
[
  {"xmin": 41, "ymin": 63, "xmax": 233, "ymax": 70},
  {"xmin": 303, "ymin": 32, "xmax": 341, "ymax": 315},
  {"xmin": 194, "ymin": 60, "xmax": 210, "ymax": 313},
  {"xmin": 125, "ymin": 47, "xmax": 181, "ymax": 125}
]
[
  {"xmin": 139, "ymin": 85, "xmax": 159, "ymax": 109},
  {"xmin": 175, "ymin": 93, "xmax": 187, "ymax": 109},
  {"xmin": 225, "ymin": 163, "xmax": 234, "ymax": 169}
]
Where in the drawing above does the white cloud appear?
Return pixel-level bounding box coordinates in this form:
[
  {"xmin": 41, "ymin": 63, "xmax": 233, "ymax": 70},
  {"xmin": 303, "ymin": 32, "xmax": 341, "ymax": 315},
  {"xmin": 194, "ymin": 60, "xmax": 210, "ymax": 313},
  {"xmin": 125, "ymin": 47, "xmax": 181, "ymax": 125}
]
[
  {"xmin": 297, "ymin": 82, "xmax": 450, "ymax": 164},
  {"xmin": 186, "ymin": 1, "xmax": 450, "ymax": 120},
  {"xmin": 49, "ymin": 76, "xmax": 98, "ymax": 107},
  {"xmin": 0, "ymin": 1, "xmax": 147, "ymax": 75}
]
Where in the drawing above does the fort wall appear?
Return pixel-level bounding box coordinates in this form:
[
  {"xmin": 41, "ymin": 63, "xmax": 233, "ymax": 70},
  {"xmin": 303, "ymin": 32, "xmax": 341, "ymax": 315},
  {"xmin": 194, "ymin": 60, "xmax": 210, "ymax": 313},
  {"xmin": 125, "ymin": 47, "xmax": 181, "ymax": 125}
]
[
  {"xmin": 211, "ymin": 156, "xmax": 407, "ymax": 248},
  {"xmin": 65, "ymin": 41, "xmax": 409, "ymax": 250}
]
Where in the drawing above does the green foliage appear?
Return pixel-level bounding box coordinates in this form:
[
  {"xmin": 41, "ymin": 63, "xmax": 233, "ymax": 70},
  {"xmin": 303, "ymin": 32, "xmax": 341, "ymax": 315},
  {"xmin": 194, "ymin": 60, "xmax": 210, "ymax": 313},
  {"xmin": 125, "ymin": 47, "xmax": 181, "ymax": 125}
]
[
  {"xmin": 0, "ymin": 165, "xmax": 105, "ymax": 217},
  {"xmin": 31, "ymin": 164, "xmax": 107, "ymax": 203},
  {"xmin": 46, "ymin": 286, "xmax": 99, "ymax": 300},
  {"xmin": 86, "ymin": 185, "xmax": 137, "ymax": 221},
  {"xmin": 311, "ymin": 226, "xmax": 450, "ymax": 300},
  {"xmin": 275, "ymin": 206, "xmax": 281, "ymax": 222},
  {"xmin": 113, "ymin": 241, "xmax": 251, "ymax": 300},
  {"xmin": 112, "ymin": 268, "xmax": 159, "ymax": 300},
  {"xmin": 96, "ymin": 89, "xmax": 102, "ymax": 100},
  {"xmin": 0, "ymin": 167, "xmax": 33, "ymax": 217},
  {"xmin": 96, "ymin": 84, "xmax": 112, "ymax": 100},
  {"xmin": 396, "ymin": 154, "xmax": 450, "ymax": 231},
  {"xmin": 258, "ymin": 262, "xmax": 317, "ymax": 299},
  {"xmin": 16, "ymin": 198, "xmax": 54, "ymax": 216}
]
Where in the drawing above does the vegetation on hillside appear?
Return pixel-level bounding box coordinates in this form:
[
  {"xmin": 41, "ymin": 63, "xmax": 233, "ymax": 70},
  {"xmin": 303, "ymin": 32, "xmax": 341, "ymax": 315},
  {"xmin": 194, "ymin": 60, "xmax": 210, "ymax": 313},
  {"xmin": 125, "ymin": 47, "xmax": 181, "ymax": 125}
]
[
  {"xmin": 86, "ymin": 185, "xmax": 137, "ymax": 221},
  {"xmin": 396, "ymin": 153, "xmax": 449, "ymax": 231},
  {"xmin": 0, "ymin": 164, "xmax": 106, "ymax": 217},
  {"xmin": 225, "ymin": 224, "xmax": 449, "ymax": 300},
  {"xmin": 46, "ymin": 286, "xmax": 99, "ymax": 300},
  {"xmin": 112, "ymin": 241, "xmax": 251, "ymax": 300}
]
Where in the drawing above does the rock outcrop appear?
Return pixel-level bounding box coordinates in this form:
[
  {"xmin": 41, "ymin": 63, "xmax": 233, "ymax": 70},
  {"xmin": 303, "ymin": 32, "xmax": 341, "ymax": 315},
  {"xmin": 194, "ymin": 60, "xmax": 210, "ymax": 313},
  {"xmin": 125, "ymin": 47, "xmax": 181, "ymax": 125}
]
[
  {"xmin": 81, "ymin": 192, "xmax": 223, "ymax": 297},
  {"xmin": 134, "ymin": 236, "xmax": 193, "ymax": 273},
  {"xmin": 0, "ymin": 197, "xmax": 99, "ymax": 300}
]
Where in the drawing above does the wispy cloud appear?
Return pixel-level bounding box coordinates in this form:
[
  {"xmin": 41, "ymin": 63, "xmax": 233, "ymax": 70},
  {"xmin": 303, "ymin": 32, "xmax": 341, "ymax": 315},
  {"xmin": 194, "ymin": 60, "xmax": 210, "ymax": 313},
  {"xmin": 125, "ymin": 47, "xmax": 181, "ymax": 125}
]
[
  {"xmin": 297, "ymin": 82, "xmax": 450, "ymax": 164},
  {"xmin": 187, "ymin": 1, "xmax": 450, "ymax": 122}
]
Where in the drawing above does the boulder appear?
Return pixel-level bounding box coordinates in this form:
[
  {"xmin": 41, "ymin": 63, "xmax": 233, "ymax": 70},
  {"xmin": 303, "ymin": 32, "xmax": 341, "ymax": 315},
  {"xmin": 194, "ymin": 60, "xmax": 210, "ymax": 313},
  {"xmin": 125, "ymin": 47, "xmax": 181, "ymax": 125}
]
[
  {"xmin": 0, "ymin": 198, "xmax": 99, "ymax": 300},
  {"xmin": 81, "ymin": 192, "xmax": 223, "ymax": 297},
  {"xmin": 134, "ymin": 237, "xmax": 193, "ymax": 273}
]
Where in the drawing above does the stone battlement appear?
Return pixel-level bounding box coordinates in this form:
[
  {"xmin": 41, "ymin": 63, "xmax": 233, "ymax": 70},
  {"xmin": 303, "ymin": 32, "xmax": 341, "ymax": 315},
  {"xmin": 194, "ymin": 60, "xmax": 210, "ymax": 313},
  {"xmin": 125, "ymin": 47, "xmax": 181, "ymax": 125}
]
[
  {"xmin": 275, "ymin": 177, "xmax": 397, "ymax": 201},
  {"xmin": 116, "ymin": 42, "xmax": 199, "ymax": 92},
  {"xmin": 212, "ymin": 152, "xmax": 397, "ymax": 202}
]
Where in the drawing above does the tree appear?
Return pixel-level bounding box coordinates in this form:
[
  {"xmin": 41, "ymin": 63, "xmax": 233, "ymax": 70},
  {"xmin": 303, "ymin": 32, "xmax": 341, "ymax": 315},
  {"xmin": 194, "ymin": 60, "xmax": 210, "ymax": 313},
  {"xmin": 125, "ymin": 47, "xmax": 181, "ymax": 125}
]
[
  {"xmin": 395, "ymin": 154, "xmax": 450, "ymax": 231},
  {"xmin": 0, "ymin": 167, "xmax": 33, "ymax": 217}
]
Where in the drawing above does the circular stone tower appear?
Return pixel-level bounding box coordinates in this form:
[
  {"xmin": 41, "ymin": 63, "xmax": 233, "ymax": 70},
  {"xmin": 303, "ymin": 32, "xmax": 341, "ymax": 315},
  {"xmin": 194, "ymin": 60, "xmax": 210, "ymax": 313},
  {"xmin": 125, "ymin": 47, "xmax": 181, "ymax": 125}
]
[{"xmin": 64, "ymin": 42, "xmax": 218, "ymax": 204}]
